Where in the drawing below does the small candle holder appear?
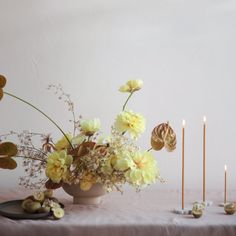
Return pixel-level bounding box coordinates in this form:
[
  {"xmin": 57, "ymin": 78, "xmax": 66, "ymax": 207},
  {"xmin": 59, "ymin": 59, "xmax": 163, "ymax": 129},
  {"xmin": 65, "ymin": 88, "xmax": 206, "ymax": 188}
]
[{"xmin": 173, "ymin": 207, "xmax": 192, "ymax": 215}]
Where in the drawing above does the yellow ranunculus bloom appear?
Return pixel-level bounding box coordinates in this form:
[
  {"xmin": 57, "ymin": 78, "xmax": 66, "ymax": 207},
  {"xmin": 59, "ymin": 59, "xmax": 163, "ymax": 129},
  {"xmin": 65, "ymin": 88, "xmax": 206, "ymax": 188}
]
[
  {"xmin": 80, "ymin": 118, "xmax": 101, "ymax": 136},
  {"xmin": 126, "ymin": 151, "xmax": 159, "ymax": 186},
  {"xmin": 46, "ymin": 150, "xmax": 73, "ymax": 183},
  {"xmin": 113, "ymin": 153, "xmax": 133, "ymax": 171},
  {"xmin": 80, "ymin": 181, "xmax": 93, "ymax": 191},
  {"xmin": 119, "ymin": 79, "xmax": 143, "ymax": 93},
  {"xmin": 101, "ymin": 159, "xmax": 113, "ymax": 175},
  {"xmin": 71, "ymin": 134, "xmax": 86, "ymax": 146},
  {"xmin": 55, "ymin": 134, "xmax": 73, "ymax": 151},
  {"xmin": 115, "ymin": 110, "xmax": 146, "ymax": 139},
  {"xmin": 97, "ymin": 135, "xmax": 111, "ymax": 145},
  {"xmin": 80, "ymin": 173, "xmax": 97, "ymax": 191}
]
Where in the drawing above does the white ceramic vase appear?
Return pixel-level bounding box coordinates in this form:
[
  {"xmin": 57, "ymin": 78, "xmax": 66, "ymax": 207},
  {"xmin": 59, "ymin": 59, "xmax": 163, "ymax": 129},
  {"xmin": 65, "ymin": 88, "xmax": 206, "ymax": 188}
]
[{"xmin": 62, "ymin": 183, "xmax": 106, "ymax": 205}]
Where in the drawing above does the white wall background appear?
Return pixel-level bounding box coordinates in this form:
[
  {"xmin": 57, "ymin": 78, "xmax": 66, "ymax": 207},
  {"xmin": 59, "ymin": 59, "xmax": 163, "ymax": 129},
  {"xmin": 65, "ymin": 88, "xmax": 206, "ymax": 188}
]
[{"xmin": 0, "ymin": 0, "xmax": 236, "ymax": 194}]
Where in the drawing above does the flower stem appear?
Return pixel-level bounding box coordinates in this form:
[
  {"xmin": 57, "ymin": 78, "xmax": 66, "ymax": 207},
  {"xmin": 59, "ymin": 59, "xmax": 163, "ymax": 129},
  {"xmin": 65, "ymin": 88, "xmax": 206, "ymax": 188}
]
[
  {"xmin": 147, "ymin": 147, "xmax": 153, "ymax": 152},
  {"xmin": 122, "ymin": 92, "xmax": 134, "ymax": 111},
  {"xmin": 4, "ymin": 91, "xmax": 74, "ymax": 150}
]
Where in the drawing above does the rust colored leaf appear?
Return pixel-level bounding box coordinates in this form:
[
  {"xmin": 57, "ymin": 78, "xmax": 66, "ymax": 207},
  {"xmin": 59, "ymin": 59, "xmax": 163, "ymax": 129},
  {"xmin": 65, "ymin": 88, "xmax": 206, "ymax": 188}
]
[
  {"xmin": 0, "ymin": 89, "xmax": 3, "ymax": 100},
  {"xmin": 45, "ymin": 179, "xmax": 62, "ymax": 189},
  {"xmin": 73, "ymin": 141, "xmax": 96, "ymax": 158},
  {"xmin": 0, "ymin": 142, "xmax": 18, "ymax": 157},
  {"xmin": 0, "ymin": 158, "xmax": 17, "ymax": 169},
  {"xmin": 0, "ymin": 75, "xmax": 6, "ymax": 88}
]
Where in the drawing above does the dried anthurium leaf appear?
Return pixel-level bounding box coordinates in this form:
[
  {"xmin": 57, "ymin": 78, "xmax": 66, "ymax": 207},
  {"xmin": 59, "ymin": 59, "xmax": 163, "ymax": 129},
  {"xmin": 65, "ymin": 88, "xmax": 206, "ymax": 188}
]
[
  {"xmin": 73, "ymin": 141, "xmax": 96, "ymax": 159},
  {"xmin": 0, "ymin": 89, "xmax": 3, "ymax": 100},
  {"xmin": 0, "ymin": 158, "xmax": 17, "ymax": 169},
  {"xmin": 0, "ymin": 74, "xmax": 7, "ymax": 100},
  {"xmin": 45, "ymin": 179, "xmax": 62, "ymax": 190},
  {"xmin": 0, "ymin": 142, "xmax": 18, "ymax": 157},
  {"xmin": 0, "ymin": 74, "xmax": 6, "ymax": 88},
  {"xmin": 0, "ymin": 142, "xmax": 18, "ymax": 170}
]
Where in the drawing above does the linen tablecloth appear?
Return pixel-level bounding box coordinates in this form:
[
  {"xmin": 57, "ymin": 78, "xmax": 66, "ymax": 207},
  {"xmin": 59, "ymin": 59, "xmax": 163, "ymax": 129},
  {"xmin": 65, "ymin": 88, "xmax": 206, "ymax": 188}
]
[{"xmin": 0, "ymin": 187, "xmax": 236, "ymax": 236}]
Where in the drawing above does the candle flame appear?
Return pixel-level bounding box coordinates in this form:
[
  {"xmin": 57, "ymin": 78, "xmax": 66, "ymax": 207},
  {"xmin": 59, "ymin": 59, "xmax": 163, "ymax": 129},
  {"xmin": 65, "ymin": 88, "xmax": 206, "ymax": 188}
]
[
  {"xmin": 203, "ymin": 116, "xmax": 207, "ymax": 123},
  {"xmin": 225, "ymin": 165, "xmax": 227, "ymax": 171},
  {"xmin": 182, "ymin": 120, "xmax": 186, "ymax": 127}
]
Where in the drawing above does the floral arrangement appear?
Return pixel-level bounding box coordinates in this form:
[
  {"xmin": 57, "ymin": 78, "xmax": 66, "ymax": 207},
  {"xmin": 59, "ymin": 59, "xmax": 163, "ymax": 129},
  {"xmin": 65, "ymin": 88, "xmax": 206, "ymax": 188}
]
[{"xmin": 0, "ymin": 74, "xmax": 176, "ymax": 192}]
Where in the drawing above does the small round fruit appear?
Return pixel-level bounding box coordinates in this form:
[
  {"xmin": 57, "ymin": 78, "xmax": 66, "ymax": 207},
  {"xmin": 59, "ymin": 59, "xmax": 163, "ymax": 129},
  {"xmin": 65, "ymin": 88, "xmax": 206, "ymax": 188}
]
[
  {"xmin": 192, "ymin": 210, "xmax": 203, "ymax": 218},
  {"xmin": 33, "ymin": 192, "xmax": 45, "ymax": 203},
  {"xmin": 25, "ymin": 195, "xmax": 35, "ymax": 201},
  {"xmin": 24, "ymin": 201, "xmax": 42, "ymax": 213},
  {"xmin": 44, "ymin": 189, "xmax": 53, "ymax": 198},
  {"xmin": 37, "ymin": 206, "xmax": 51, "ymax": 213},
  {"xmin": 53, "ymin": 208, "xmax": 65, "ymax": 219},
  {"xmin": 49, "ymin": 201, "xmax": 61, "ymax": 209},
  {"xmin": 224, "ymin": 203, "xmax": 236, "ymax": 215},
  {"xmin": 21, "ymin": 199, "xmax": 33, "ymax": 210}
]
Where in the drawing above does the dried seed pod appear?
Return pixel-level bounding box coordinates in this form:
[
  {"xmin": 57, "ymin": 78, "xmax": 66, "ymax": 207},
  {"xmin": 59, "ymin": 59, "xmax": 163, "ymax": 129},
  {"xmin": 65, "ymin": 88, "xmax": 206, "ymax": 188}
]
[{"xmin": 151, "ymin": 122, "xmax": 176, "ymax": 152}]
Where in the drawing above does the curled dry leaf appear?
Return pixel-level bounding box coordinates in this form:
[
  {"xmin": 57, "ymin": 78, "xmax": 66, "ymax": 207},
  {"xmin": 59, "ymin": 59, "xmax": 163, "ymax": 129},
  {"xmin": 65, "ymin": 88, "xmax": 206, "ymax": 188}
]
[
  {"xmin": 151, "ymin": 122, "xmax": 176, "ymax": 152},
  {"xmin": 0, "ymin": 142, "xmax": 18, "ymax": 169},
  {"xmin": 0, "ymin": 142, "xmax": 18, "ymax": 157},
  {"xmin": 0, "ymin": 75, "xmax": 6, "ymax": 88},
  {"xmin": 0, "ymin": 157, "xmax": 17, "ymax": 169},
  {"xmin": 0, "ymin": 74, "xmax": 7, "ymax": 100},
  {"xmin": 70, "ymin": 141, "xmax": 96, "ymax": 159}
]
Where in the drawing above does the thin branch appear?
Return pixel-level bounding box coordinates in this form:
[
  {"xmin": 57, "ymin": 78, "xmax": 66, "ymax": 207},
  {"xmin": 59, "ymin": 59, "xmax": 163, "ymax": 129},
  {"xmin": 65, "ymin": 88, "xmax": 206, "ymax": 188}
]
[{"xmin": 4, "ymin": 91, "xmax": 74, "ymax": 150}]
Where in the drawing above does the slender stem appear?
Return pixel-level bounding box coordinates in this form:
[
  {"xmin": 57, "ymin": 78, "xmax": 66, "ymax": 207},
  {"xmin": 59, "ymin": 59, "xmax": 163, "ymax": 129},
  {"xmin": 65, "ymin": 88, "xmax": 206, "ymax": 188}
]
[
  {"xmin": 122, "ymin": 92, "xmax": 134, "ymax": 111},
  {"xmin": 147, "ymin": 147, "xmax": 153, "ymax": 152},
  {"xmin": 18, "ymin": 145, "xmax": 47, "ymax": 157},
  {"xmin": 4, "ymin": 91, "xmax": 74, "ymax": 150}
]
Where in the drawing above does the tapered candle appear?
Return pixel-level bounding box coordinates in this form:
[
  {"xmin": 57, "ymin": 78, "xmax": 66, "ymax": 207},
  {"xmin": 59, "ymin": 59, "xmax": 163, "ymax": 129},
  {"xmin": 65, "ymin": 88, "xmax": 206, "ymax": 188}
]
[
  {"xmin": 203, "ymin": 116, "xmax": 206, "ymax": 202},
  {"xmin": 182, "ymin": 120, "xmax": 186, "ymax": 210},
  {"xmin": 224, "ymin": 165, "xmax": 227, "ymax": 204}
]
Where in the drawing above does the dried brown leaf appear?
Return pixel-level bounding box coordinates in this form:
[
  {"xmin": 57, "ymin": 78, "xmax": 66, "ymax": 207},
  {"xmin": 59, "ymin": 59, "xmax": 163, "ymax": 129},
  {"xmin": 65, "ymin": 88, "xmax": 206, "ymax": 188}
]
[
  {"xmin": 0, "ymin": 158, "xmax": 17, "ymax": 169},
  {"xmin": 0, "ymin": 75, "xmax": 6, "ymax": 88},
  {"xmin": 0, "ymin": 89, "xmax": 3, "ymax": 100},
  {"xmin": 0, "ymin": 142, "xmax": 18, "ymax": 157}
]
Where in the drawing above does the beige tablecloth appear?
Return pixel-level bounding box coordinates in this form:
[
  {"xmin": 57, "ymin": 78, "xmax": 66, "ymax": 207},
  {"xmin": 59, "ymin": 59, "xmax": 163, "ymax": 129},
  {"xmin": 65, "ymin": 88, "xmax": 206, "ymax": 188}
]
[{"xmin": 0, "ymin": 187, "xmax": 236, "ymax": 236}]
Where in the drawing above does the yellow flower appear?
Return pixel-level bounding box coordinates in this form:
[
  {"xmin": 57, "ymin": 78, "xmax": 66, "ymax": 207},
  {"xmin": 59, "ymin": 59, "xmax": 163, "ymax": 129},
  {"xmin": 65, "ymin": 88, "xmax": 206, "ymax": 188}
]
[
  {"xmin": 97, "ymin": 135, "xmax": 111, "ymax": 145},
  {"xmin": 112, "ymin": 153, "xmax": 133, "ymax": 171},
  {"xmin": 46, "ymin": 150, "xmax": 73, "ymax": 183},
  {"xmin": 80, "ymin": 173, "xmax": 97, "ymax": 191},
  {"xmin": 119, "ymin": 79, "xmax": 143, "ymax": 93},
  {"xmin": 55, "ymin": 134, "xmax": 73, "ymax": 151},
  {"xmin": 71, "ymin": 134, "xmax": 86, "ymax": 146},
  {"xmin": 101, "ymin": 158, "xmax": 113, "ymax": 175},
  {"xmin": 115, "ymin": 110, "xmax": 146, "ymax": 139},
  {"xmin": 81, "ymin": 118, "xmax": 101, "ymax": 136},
  {"xmin": 126, "ymin": 151, "xmax": 159, "ymax": 186}
]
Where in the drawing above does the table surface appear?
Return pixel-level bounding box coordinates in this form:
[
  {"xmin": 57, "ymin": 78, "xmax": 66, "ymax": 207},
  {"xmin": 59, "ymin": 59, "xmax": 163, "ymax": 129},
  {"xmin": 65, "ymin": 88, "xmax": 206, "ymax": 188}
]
[{"xmin": 0, "ymin": 187, "xmax": 236, "ymax": 236}]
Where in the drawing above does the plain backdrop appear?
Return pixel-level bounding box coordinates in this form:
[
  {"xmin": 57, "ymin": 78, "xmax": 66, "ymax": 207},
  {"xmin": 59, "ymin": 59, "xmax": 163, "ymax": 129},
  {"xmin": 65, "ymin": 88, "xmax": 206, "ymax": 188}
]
[{"xmin": 0, "ymin": 0, "xmax": 236, "ymax": 197}]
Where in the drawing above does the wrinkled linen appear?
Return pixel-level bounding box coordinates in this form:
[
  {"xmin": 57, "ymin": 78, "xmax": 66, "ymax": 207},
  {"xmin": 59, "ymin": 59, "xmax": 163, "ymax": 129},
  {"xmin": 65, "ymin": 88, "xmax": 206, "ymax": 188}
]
[{"xmin": 0, "ymin": 187, "xmax": 236, "ymax": 236}]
